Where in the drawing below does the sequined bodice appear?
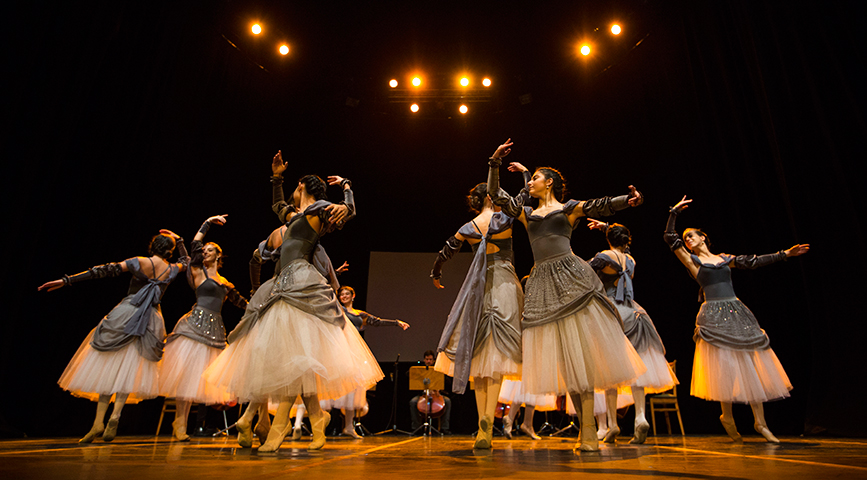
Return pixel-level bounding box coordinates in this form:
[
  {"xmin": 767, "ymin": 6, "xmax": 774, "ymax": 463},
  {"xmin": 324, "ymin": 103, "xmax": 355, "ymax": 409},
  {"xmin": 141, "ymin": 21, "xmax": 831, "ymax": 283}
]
[{"xmin": 692, "ymin": 255, "xmax": 737, "ymax": 300}]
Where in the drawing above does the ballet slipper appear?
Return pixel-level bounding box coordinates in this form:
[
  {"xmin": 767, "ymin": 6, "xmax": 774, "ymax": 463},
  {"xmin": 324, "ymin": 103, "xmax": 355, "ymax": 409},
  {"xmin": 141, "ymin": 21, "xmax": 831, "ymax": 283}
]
[
  {"xmin": 254, "ymin": 416, "xmax": 271, "ymax": 446},
  {"xmin": 236, "ymin": 417, "xmax": 253, "ymax": 448},
  {"xmin": 629, "ymin": 420, "xmax": 650, "ymax": 444},
  {"xmin": 172, "ymin": 418, "xmax": 190, "ymax": 442},
  {"xmin": 308, "ymin": 411, "xmax": 331, "ymax": 451},
  {"xmin": 342, "ymin": 426, "xmax": 362, "ymax": 439},
  {"xmin": 596, "ymin": 427, "xmax": 608, "ymax": 441},
  {"xmin": 292, "ymin": 426, "xmax": 302, "ymax": 440},
  {"xmin": 754, "ymin": 423, "xmax": 780, "ymax": 443},
  {"xmin": 259, "ymin": 420, "xmax": 292, "ymax": 453},
  {"xmin": 79, "ymin": 424, "xmax": 104, "ymax": 444},
  {"xmin": 473, "ymin": 415, "xmax": 493, "ymax": 449},
  {"xmin": 602, "ymin": 425, "xmax": 620, "ymax": 444},
  {"xmin": 103, "ymin": 418, "xmax": 119, "ymax": 442},
  {"xmin": 502, "ymin": 416, "xmax": 513, "ymax": 440},
  {"xmin": 519, "ymin": 424, "xmax": 541, "ymax": 440},
  {"xmin": 720, "ymin": 415, "xmax": 742, "ymax": 443}
]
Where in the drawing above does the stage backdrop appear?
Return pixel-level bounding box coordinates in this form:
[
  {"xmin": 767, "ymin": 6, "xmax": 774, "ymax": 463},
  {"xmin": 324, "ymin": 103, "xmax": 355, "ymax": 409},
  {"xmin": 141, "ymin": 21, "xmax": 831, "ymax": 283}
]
[{"xmin": 364, "ymin": 252, "xmax": 473, "ymax": 363}]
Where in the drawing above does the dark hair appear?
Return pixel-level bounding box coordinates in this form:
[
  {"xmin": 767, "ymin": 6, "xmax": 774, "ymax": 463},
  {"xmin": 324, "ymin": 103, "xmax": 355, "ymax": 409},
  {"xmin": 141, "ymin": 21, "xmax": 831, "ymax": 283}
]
[
  {"xmin": 606, "ymin": 224, "xmax": 632, "ymax": 248},
  {"xmin": 149, "ymin": 234, "xmax": 176, "ymax": 260},
  {"xmin": 683, "ymin": 228, "xmax": 711, "ymax": 250},
  {"xmin": 536, "ymin": 167, "xmax": 567, "ymax": 201},
  {"xmin": 299, "ymin": 175, "xmax": 328, "ymax": 201},
  {"xmin": 423, "ymin": 350, "xmax": 436, "ymax": 358},
  {"xmin": 338, "ymin": 285, "xmax": 355, "ymax": 297},
  {"xmin": 467, "ymin": 183, "xmax": 488, "ymax": 213},
  {"xmin": 204, "ymin": 242, "xmax": 224, "ymax": 268}
]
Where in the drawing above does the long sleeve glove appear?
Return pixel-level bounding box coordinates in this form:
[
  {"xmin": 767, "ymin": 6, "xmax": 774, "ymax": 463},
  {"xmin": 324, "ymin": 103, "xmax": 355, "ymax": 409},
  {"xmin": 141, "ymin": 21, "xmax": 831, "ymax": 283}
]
[
  {"xmin": 271, "ymin": 175, "xmax": 297, "ymax": 223},
  {"xmin": 582, "ymin": 194, "xmax": 631, "ymax": 218},
  {"xmin": 430, "ymin": 235, "xmax": 464, "ymax": 280},
  {"xmin": 249, "ymin": 248, "xmax": 264, "ymax": 296},
  {"xmin": 62, "ymin": 263, "xmax": 124, "ymax": 286},
  {"xmin": 227, "ymin": 287, "xmax": 249, "ymax": 310},
  {"xmin": 487, "ymin": 157, "xmax": 529, "ymax": 218},
  {"xmin": 663, "ymin": 210, "xmax": 684, "ymax": 251},
  {"xmin": 732, "ymin": 251, "xmax": 787, "ymax": 269}
]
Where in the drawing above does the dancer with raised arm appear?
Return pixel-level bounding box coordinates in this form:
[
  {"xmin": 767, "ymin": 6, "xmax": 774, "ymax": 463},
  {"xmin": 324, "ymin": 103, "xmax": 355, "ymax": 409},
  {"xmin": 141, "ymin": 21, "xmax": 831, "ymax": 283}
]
[
  {"xmin": 586, "ymin": 220, "xmax": 678, "ymax": 444},
  {"xmin": 204, "ymin": 151, "xmax": 381, "ymax": 453},
  {"xmin": 488, "ymin": 139, "xmax": 646, "ymax": 452},
  {"xmin": 160, "ymin": 215, "xmax": 249, "ymax": 441},
  {"xmin": 663, "ymin": 196, "xmax": 808, "ymax": 443},
  {"xmin": 39, "ymin": 231, "xmax": 188, "ymax": 443},
  {"xmin": 431, "ymin": 145, "xmax": 525, "ymax": 448}
]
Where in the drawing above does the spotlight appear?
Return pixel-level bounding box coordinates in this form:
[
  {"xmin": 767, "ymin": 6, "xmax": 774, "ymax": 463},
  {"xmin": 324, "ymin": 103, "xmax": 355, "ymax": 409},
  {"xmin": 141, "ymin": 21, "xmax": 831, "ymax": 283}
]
[
  {"xmin": 252, "ymin": 24, "xmax": 262, "ymax": 35},
  {"xmin": 459, "ymin": 105, "xmax": 468, "ymax": 114},
  {"xmin": 412, "ymin": 76, "xmax": 422, "ymax": 87},
  {"xmin": 279, "ymin": 44, "xmax": 289, "ymax": 55},
  {"xmin": 460, "ymin": 77, "xmax": 470, "ymax": 87},
  {"xmin": 482, "ymin": 78, "xmax": 492, "ymax": 87},
  {"xmin": 389, "ymin": 79, "xmax": 398, "ymax": 88},
  {"xmin": 410, "ymin": 103, "xmax": 420, "ymax": 113},
  {"xmin": 580, "ymin": 45, "xmax": 591, "ymax": 56},
  {"xmin": 611, "ymin": 24, "xmax": 621, "ymax": 35}
]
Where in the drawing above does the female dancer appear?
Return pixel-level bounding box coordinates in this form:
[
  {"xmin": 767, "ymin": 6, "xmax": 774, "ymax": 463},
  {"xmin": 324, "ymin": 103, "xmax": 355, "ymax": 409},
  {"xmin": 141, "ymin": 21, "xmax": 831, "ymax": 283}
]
[
  {"xmin": 664, "ymin": 196, "xmax": 808, "ymax": 443},
  {"xmin": 38, "ymin": 231, "xmax": 187, "ymax": 443},
  {"xmin": 204, "ymin": 151, "xmax": 382, "ymax": 452},
  {"xmin": 159, "ymin": 215, "xmax": 249, "ymax": 441},
  {"xmin": 498, "ymin": 379, "xmax": 557, "ymax": 439},
  {"xmin": 431, "ymin": 146, "xmax": 525, "ymax": 449},
  {"xmin": 487, "ymin": 139, "xmax": 646, "ymax": 451},
  {"xmin": 586, "ymin": 220, "xmax": 678, "ymax": 444}
]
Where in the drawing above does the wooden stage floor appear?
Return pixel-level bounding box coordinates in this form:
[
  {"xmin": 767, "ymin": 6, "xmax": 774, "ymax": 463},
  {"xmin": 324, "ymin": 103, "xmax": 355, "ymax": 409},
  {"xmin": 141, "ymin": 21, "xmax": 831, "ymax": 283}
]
[{"xmin": 3, "ymin": 433, "xmax": 866, "ymax": 480}]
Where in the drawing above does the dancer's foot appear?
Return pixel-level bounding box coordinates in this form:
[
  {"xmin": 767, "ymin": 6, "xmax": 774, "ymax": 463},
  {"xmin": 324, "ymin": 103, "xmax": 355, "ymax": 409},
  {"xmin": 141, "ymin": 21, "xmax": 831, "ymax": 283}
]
[
  {"xmin": 103, "ymin": 418, "xmax": 119, "ymax": 442},
  {"xmin": 754, "ymin": 423, "xmax": 780, "ymax": 443},
  {"xmin": 342, "ymin": 426, "xmax": 361, "ymax": 439},
  {"xmin": 292, "ymin": 426, "xmax": 302, "ymax": 440},
  {"xmin": 308, "ymin": 411, "xmax": 331, "ymax": 451},
  {"xmin": 629, "ymin": 420, "xmax": 650, "ymax": 444},
  {"xmin": 602, "ymin": 425, "xmax": 620, "ymax": 444},
  {"xmin": 720, "ymin": 415, "xmax": 742, "ymax": 443},
  {"xmin": 172, "ymin": 418, "xmax": 190, "ymax": 442},
  {"xmin": 79, "ymin": 424, "xmax": 104, "ymax": 444},
  {"xmin": 575, "ymin": 436, "xmax": 599, "ymax": 452},
  {"xmin": 596, "ymin": 427, "xmax": 608, "ymax": 441},
  {"xmin": 254, "ymin": 415, "xmax": 271, "ymax": 446},
  {"xmin": 259, "ymin": 420, "xmax": 292, "ymax": 453},
  {"xmin": 473, "ymin": 415, "xmax": 493, "ymax": 449},
  {"xmin": 502, "ymin": 416, "xmax": 513, "ymax": 439},
  {"xmin": 519, "ymin": 423, "xmax": 541, "ymax": 440},
  {"xmin": 236, "ymin": 417, "xmax": 253, "ymax": 448}
]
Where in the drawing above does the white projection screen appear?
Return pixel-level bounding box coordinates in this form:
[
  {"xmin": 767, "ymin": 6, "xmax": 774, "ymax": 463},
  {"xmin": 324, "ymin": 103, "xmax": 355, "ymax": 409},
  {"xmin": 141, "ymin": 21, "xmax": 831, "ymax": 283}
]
[{"xmin": 363, "ymin": 251, "xmax": 473, "ymax": 363}]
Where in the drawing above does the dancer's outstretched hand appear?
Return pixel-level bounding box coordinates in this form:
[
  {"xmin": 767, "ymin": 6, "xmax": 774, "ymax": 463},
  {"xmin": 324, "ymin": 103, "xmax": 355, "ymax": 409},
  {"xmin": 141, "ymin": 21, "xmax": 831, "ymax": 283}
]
[
  {"xmin": 38, "ymin": 279, "xmax": 64, "ymax": 292},
  {"xmin": 397, "ymin": 320, "xmax": 410, "ymax": 330},
  {"xmin": 784, "ymin": 244, "xmax": 810, "ymax": 258},
  {"xmin": 336, "ymin": 261, "xmax": 349, "ymax": 274},
  {"xmin": 586, "ymin": 219, "xmax": 608, "ymax": 231},
  {"xmin": 207, "ymin": 215, "xmax": 228, "ymax": 226},
  {"xmin": 671, "ymin": 195, "xmax": 692, "ymax": 213},
  {"xmin": 491, "ymin": 138, "xmax": 513, "ymax": 159},
  {"xmin": 159, "ymin": 229, "xmax": 181, "ymax": 240},
  {"xmin": 325, "ymin": 204, "xmax": 350, "ymax": 224},
  {"xmin": 627, "ymin": 185, "xmax": 644, "ymax": 207},
  {"xmin": 507, "ymin": 162, "xmax": 528, "ymax": 173},
  {"xmin": 327, "ymin": 175, "xmax": 346, "ymax": 186},
  {"xmin": 433, "ymin": 278, "xmax": 445, "ymax": 289},
  {"xmin": 272, "ymin": 150, "xmax": 287, "ymax": 176}
]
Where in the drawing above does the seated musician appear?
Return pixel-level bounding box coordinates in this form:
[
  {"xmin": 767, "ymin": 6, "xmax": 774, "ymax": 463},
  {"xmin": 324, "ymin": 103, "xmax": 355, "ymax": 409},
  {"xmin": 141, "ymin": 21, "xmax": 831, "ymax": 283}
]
[{"xmin": 409, "ymin": 350, "xmax": 452, "ymax": 434}]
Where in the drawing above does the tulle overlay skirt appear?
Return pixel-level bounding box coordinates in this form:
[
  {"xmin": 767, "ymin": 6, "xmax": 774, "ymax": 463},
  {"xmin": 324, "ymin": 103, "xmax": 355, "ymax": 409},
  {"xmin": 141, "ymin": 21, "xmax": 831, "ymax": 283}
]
[
  {"xmin": 629, "ymin": 346, "xmax": 678, "ymax": 394},
  {"xmin": 58, "ymin": 330, "xmax": 160, "ymax": 403},
  {"xmin": 498, "ymin": 379, "xmax": 558, "ymax": 410},
  {"xmin": 203, "ymin": 301, "xmax": 383, "ymax": 403},
  {"xmin": 522, "ymin": 298, "xmax": 646, "ymax": 395},
  {"xmin": 160, "ymin": 336, "xmax": 232, "ymax": 404},
  {"xmin": 319, "ymin": 387, "xmax": 368, "ymax": 411},
  {"xmin": 435, "ymin": 336, "xmax": 521, "ymax": 381},
  {"xmin": 691, "ymin": 339, "xmax": 792, "ymax": 403}
]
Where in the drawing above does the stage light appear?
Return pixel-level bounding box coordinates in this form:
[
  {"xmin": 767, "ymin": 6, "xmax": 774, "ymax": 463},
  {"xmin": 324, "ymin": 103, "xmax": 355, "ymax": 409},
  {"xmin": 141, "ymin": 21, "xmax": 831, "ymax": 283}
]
[
  {"xmin": 460, "ymin": 77, "xmax": 470, "ymax": 87},
  {"xmin": 482, "ymin": 78, "xmax": 492, "ymax": 87},
  {"xmin": 279, "ymin": 44, "xmax": 289, "ymax": 55},
  {"xmin": 611, "ymin": 24, "xmax": 622, "ymax": 35},
  {"xmin": 412, "ymin": 76, "xmax": 422, "ymax": 87},
  {"xmin": 389, "ymin": 79, "xmax": 398, "ymax": 88},
  {"xmin": 252, "ymin": 24, "xmax": 262, "ymax": 35},
  {"xmin": 459, "ymin": 105, "xmax": 468, "ymax": 114},
  {"xmin": 580, "ymin": 45, "xmax": 591, "ymax": 56},
  {"xmin": 410, "ymin": 103, "xmax": 420, "ymax": 113}
]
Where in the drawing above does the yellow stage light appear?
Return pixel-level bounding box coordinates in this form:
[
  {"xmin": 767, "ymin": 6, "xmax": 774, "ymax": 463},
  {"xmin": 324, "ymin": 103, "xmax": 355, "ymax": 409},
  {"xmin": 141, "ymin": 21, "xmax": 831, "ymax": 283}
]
[
  {"xmin": 611, "ymin": 24, "xmax": 622, "ymax": 35},
  {"xmin": 459, "ymin": 105, "xmax": 468, "ymax": 114},
  {"xmin": 482, "ymin": 78, "xmax": 491, "ymax": 87},
  {"xmin": 410, "ymin": 104, "xmax": 420, "ymax": 113},
  {"xmin": 389, "ymin": 79, "xmax": 398, "ymax": 88},
  {"xmin": 279, "ymin": 45, "xmax": 289, "ymax": 55},
  {"xmin": 252, "ymin": 24, "xmax": 262, "ymax": 35},
  {"xmin": 460, "ymin": 77, "xmax": 470, "ymax": 87},
  {"xmin": 580, "ymin": 45, "xmax": 591, "ymax": 56},
  {"xmin": 412, "ymin": 77, "xmax": 422, "ymax": 87}
]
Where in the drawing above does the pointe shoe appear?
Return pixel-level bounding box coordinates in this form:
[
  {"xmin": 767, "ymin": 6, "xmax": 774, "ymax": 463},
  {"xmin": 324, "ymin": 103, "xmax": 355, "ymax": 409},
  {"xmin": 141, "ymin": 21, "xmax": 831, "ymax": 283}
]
[
  {"xmin": 292, "ymin": 426, "xmax": 302, "ymax": 440},
  {"xmin": 254, "ymin": 416, "xmax": 271, "ymax": 446},
  {"xmin": 79, "ymin": 424, "xmax": 104, "ymax": 444},
  {"xmin": 308, "ymin": 411, "xmax": 331, "ymax": 451},
  {"xmin": 519, "ymin": 423, "xmax": 541, "ymax": 440},
  {"xmin": 602, "ymin": 425, "xmax": 620, "ymax": 444},
  {"xmin": 103, "ymin": 418, "xmax": 119, "ymax": 442},
  {"xmin": 473, "ymin": 415, "xmax": 493, "ymax": 449},
  {"xmin": 236, "ymin": 418, "xmax": 253, "ymax": 448},
  {"xmin": 502, "ymin": 416, "xmax": 513, "ymax": 440},
  {"xmin": 720, "ymin": 415, "xmax": 742, "ymax": 443},
  {"xmin": 172, "ymin": 419, "xmax": 190, "ymax": 442},
  {"xmin": 754, "ymin": 423, "xmax": 780, "ymax": 443},
  {"xmin": 629, "ymin": 420, "xmax": 650, "ymax": 444}
]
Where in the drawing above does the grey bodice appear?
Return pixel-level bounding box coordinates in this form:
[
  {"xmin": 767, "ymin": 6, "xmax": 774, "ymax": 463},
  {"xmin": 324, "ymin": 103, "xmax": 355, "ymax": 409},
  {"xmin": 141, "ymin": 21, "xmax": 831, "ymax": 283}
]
[
  {"xmin": 458, "ymin": 212, "xmax": 515, "ymax": 263},
  {"xmin": 195, "ymin": 278, "xmax": 228, "ymax": 311},
  {"xmin": 692, "ymin": 255, "xmax": 737, "ymax": 300},
  {"xmin": 524, "ymin": 200, "xmax": 582, "ymax": 261},
  {"xmin": 275, "ymin": 200, "xmax": 334, "ymax": 273},
  {"xmin": 125, "ymin": 257, "xmax": 177, "ymax": 298},
  {"xmin": 589, "ymin": 252, "xmax": 636, "ymax": 303}
]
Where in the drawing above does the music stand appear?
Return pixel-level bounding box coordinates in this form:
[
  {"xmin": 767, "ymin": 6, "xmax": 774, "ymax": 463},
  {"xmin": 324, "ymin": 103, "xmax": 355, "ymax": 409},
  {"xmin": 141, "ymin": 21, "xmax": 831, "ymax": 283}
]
[
  {"xmin": 409, "ymin": 366, "xmax": 445, "ymax": 436},
  {"xmin": 374, "ymin": 355, "xmax": 413, "ymax": 435}
]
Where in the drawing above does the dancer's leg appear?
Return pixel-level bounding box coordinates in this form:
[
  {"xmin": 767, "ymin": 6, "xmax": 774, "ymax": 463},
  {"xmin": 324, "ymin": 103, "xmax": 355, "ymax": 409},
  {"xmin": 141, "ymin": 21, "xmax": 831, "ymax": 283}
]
[
  {"xmin": 750, "ymin": 402, "xmax": 780, "ymax": 443},
  {"xmin": 103, "ymin": 393, "xmax": 128, "ymax": 442},
  {"xmin": 520, "ymin": 405, "xmax": 541, "ymax": 440},
  {"xmin": 80, "ymin": 394, "xmax": 110, "ymax": 443},
  {"xmin": 254, "ymin": 403, "xmax": 271, "ymax": 445},
  {"xmin": 602, "ymin": 389, "xmax": 619, "ymax": 443},
  {"xmin": 259, "ymin": 398, "xmax": 293, "ymax": 452},
  {"xmin": 292, "ymin": 400, "xmax": 305, "ymax": 439},
  {"xmin": 342, "ymin": 409, "xmax": 361, "ymax": 438},
  {"xmin": 172, "ymin": 400, "xmax": 192, "ymax": 441},
  {"xmin": 503, "ymin": 403, "xmax": 518, "ymax": 439},
  {"xmin": 572, "ymin": 391, "xmax": 598, "ymax": 452},
  {"xmin": 473, "ymin": 377, "xmax": 492, "ymax": 448},
  {"xmin": 595, "ymin": 412, "xmax": 608, "ymax": 440},
  {"xmin": 629, "ymin": 387, "xmax": 650, "ymax": 444},
  {"xmin": 719, "ymin": 402, "xmax": 742, "ymax": 442},
  {"xmin": 236, "ymin": 402, "xmax": 260, "ymax": 447},
  {"xmin": 304, "ymin": 394, "xmax": 330, "ymax": 450}
]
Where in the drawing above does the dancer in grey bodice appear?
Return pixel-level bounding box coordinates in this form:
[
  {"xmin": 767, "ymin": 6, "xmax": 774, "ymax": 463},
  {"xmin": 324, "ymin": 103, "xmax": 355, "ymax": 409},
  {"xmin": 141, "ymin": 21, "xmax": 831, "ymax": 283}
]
[
  {"xmin": 40, "ymin": 232, "xmax": 187, "ymax": 444},
  {"xmin": 664, "ymin": 195, "xmax": 809, "ymax": 443},
  {"xmin": 431, "ymin": 171, "xmax": 524, "ymax": 449}
]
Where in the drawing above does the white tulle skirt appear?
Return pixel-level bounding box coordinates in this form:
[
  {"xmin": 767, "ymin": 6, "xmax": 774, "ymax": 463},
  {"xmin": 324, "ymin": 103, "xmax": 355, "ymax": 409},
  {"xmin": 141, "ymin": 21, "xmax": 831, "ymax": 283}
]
[
  {"xmin": 691, "ymin": 339, "xmax": 792, "ymax": 403},
  {"xmin": 522, "ymin": 298, "xmax": 646, "ymax": 395},
  {"xmin": 57, "ymin": 330, "xmax": 160, "ymax": 403},
  {"xmin": 498, "ymin": 380, "xmax": 558, "ymax": 411},
  {"xmin": 159, "ymin": 336, "xmax": 233, "ymax": 404},
  {"xmin": 320, "ymin": 386, "xmax": 368, "ymax": 411},
  {"xmin": 627, "ymin": 346, "xmax": 678, "ymax": 394},
  {"xmin": 203, "ymin": 302, "xmax": 383, "ymax": 403},
  {"xmin": 435, "ymin": 336, "xmax": 521, "ymax": 382}
]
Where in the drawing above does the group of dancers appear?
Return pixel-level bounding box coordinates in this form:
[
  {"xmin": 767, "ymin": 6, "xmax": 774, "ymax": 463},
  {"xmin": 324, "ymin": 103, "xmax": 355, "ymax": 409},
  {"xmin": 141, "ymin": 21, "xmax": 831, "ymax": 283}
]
[{"xmin": 38, "ymin": 139, "xmax": 808, "ymax": 453}]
